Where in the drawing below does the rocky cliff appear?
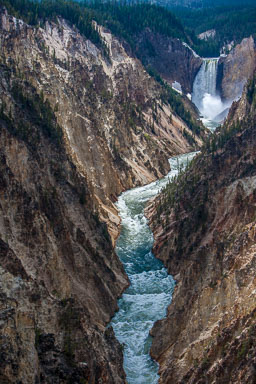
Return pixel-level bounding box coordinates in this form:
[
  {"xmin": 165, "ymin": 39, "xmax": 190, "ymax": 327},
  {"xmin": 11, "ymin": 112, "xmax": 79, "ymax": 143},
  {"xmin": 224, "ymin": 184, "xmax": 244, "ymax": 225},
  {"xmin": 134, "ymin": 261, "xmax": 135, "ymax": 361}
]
[
  {"xmin": 218, "ymin": 36, "xmax": 256, "ymax": 102},
  {"xmin": 146, "ymin": 72, "xmax": 256, "ymax": 383},
  {"xmin": 0, "ymin": 7, "xmax": 205, "ymax": 242},
  {"xmin": 134, "ymin": 29, "xmax": 202, "ymax": 93},
  {"xmin": 0, "ymin": 63, "xmax": 129, "ymax": 384},
  {"xmin": 0, "ymin": 5, "xmax": 208, "ymax": 383}
]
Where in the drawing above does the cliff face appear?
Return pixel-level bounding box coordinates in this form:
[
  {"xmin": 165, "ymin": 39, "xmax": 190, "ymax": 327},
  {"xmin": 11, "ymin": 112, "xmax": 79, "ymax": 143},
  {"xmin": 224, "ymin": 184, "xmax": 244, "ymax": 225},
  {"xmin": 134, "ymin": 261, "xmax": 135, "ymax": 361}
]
[
  {"xmin": 135, "ymin": 29, "xmax": 202, "ymax": 93},
  {"xmin": 0, "ymin": 7, "xmax": 205, "ymax": 242},
  {"xmin": 218, "ymin": 37, "xmax": 256, "ymax": 102},
  {"xmin": 0, "ymin": 7, "xmax": 207, "ymax": 383},
  {"xmin": 146, "ymin": 73, "xmax": 256, "ymax": 383},
  {"xmin": 0, "ymin": 68, "xmax": 129, "ymax": 383}
]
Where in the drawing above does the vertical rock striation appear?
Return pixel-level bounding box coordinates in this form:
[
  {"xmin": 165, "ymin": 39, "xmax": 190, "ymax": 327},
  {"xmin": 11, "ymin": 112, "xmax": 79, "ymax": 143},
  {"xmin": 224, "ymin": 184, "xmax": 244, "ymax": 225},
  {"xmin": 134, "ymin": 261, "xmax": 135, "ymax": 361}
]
[
  {"xmin": 0, "ymin": 6, "xmax": 207, "ymax": 382},
  {"xmin": 146, "ymin": 71, "xmax": 256, "ymax": 383},
  {"xmin": 135, "ymin": 30, "xmax": 202, "ymax": 94},
  {"xmin": 0, "ymin": 7, "xmax": 205, "ymax": 242},
  {"xmin": 218, "ymin": 36, "xmax": 256, "ymax": 102},
  {"xmin": 0, "ymin": 77, "xmax": 129, "ymax": 383}
]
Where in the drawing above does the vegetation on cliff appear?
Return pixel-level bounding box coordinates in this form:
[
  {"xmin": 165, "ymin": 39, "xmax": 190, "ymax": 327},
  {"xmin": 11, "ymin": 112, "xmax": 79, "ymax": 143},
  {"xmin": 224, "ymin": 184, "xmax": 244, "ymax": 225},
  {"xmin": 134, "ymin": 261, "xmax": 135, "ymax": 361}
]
[
  {"xmin": 155, "ymin": 72, "xmax": 256, "ymax": 221},
  {"xmin": 0, "ymin": 31, "xmax": 129, "ymax": 383},
  {"xmin": 0, "ymin": 0, "xmax": 204, "ymax": 138},
  {"xmin": 1, "ymin": 0, "xmax": 187, "ymax": 48},
  {"xmin": 3, "ymin": 0, "xmax": 255, "ymax": 58},
  {"xmin": 86, "ymin": 1, "xmax": 187, "ymax": 46},
  {"xmin": 0, "ymin": 81, "xmax": 63, "ymax": 148},
  {"xmin": 172, "ymin": 3, "xmax": 256, "ymax": 56},
  {"xmin": 148, "ymin": 72, "xmax": 256, "ymax": 383},
  {"xmin": 1, "ymin": 0, "xmax": 105, "ymax": 47}
]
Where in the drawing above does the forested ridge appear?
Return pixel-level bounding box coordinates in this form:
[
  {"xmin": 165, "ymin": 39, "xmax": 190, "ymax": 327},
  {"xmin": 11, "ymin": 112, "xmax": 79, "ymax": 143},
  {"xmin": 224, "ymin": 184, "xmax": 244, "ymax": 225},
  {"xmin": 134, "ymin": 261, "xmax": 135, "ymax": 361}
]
[
  {"xmin": 0, "ymin": 0, "xmax": 188, "ymax": 47},
  {"xmin": 156, "ymin": 70, "xmax": 256, "ymax": 221},
  {"xmin": 0, "ymin": 0, "xmax": 212, "ymax": 56},
  {"xmin": 0, "ymin": 0, "xmax": 104, "ymax": 47},
  {"xmin": 0, "ymin": 0, "xmax": 203, "ymax": 135},
  {"xmin": 2, "ymin": 0, "xmax": 256, "ymax": 58},
  {"xmin": 170, "ymin": 3, "xmax": 256, "ymax": 56}
]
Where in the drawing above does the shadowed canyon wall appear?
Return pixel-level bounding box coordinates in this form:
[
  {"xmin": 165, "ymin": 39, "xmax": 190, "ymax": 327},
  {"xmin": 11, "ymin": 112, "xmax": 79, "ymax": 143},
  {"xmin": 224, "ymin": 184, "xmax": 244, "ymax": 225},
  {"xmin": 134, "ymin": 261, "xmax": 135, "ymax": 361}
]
[
  {"xmin": 0, "ymin": 7, "xmax": 206, "ymax": 242},
  {"xmin": 146, "ymin": 70, "xmax": 256, "ymax": 384},
  {"xmin": 0, "ymin": 5, "xmax": 209, "ymax": 382}
]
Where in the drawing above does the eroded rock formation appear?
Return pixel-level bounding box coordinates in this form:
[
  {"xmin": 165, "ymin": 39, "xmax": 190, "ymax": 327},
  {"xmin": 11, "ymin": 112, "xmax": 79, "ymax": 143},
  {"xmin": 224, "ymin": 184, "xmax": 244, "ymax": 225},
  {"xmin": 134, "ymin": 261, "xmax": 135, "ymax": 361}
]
[
  {"xmin": 218, "ymin": 36, "xmax": 256, "ymax": 102},
  {"xmin": 0, "ymin": 5, "xmax": 209, "ymax": 383},
  {"xmin": 146, "ymin": 72, "xmax": 256, "ymax": 383},
  {"xmin": 0, "ymin": 7, "xmax": 205, "ymax": 242},
  {"xmin": 135, "ymin": 29, "xmax": 202, "ymax": 93},
  {"xmin": 0, "ymin": 72, "xmax": 129, "ymax": 384}
]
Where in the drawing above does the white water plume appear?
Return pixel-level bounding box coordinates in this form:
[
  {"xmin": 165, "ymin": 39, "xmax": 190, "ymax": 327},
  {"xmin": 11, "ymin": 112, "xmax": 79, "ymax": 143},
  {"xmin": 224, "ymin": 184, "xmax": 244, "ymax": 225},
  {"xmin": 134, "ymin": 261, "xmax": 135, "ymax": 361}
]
[
  {"xmin": 200, "ymin": 93, "xmax": 231, "ymax": 121},
  {"xmin": 192, "ymin": 58, "xmax": 230, "ymax": 130}
]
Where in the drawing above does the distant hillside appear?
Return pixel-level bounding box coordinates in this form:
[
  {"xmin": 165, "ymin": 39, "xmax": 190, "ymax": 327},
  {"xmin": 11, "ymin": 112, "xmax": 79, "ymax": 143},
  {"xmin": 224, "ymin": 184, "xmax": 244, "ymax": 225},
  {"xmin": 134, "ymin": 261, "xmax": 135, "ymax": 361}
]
[
  {"xmin": 153, "ymin": 0, "xmax": 256, "ymax": 8},
  {"xmin": 159, "ymin": 1, "xmax": 256, "ymax": 56}
]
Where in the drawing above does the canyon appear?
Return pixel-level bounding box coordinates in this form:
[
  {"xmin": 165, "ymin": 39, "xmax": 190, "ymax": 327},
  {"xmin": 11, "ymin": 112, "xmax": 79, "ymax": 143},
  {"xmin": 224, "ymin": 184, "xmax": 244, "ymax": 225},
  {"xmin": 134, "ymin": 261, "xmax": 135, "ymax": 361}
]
[
  {"xmin": 0, "ymin": 5, "xmax": 205, "ymax": 383},
  {"xmin": 0, "ymin": 6, "xmax": 207, "ymax": 243},
  {"xmin": 0, "ymin": 2, "xmax": 256, "ymax": 384}
]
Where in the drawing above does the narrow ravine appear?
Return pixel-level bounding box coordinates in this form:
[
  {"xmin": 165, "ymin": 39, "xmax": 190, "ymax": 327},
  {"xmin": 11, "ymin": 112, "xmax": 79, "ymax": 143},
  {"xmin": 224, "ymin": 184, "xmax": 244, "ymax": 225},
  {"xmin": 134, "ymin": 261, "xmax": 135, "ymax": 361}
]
[{"xmin": 111, "ymin": 152, "xmax": 198, "ymax": 383}]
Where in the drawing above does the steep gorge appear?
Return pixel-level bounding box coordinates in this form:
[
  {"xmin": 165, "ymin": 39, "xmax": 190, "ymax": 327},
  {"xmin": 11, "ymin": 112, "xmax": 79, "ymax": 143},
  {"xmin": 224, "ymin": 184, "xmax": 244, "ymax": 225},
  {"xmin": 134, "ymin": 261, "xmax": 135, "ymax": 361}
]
[
  {"xmin": 0, "ymin": 64, "xmax": 129, "ymax": 384},
  {"xmin": 0, "ymin": 4, "xmax": 208, "ymax": 383},
  {"xmin": 134, "ymin": 29, "xmax": 202, "ymax": 94},
  {"xmin": 2, "ymin": 2, "xmax": 256, "ymax": 383},
  {"xmin": 0, "ymin": 6, "xmax": 206, "ymax": 242}
]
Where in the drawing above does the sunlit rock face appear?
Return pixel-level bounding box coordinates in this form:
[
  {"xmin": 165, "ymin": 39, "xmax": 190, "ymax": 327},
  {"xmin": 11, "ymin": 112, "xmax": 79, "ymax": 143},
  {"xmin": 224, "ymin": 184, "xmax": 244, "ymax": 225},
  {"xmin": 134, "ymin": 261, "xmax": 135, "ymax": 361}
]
[
  {"xmin": 218, "ymin": 36, "xmax": 256, "ymax": 101},
  {"xmin": 0, "ymin": 6, "xmax": 206, "ymax": 243},
  {"xmin": 0, "ymin": 66, "xmax": 129, "ymax": 384},
  {"xmin": 0, "ymin": 5, "xmax": 208, "ymax": 383}
]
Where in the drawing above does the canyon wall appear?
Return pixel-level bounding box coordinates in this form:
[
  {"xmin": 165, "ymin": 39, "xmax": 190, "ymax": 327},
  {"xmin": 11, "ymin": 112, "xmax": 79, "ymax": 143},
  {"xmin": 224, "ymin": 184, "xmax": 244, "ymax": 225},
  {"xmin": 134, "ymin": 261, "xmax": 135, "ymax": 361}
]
[
  {"xmin": 135, "ymin": 30, "xmax": 202, "ymax": 93},
  {"xmin": 0, "ymin": 7, "xmax": 205, "ymax": 242},
  {"xmin": 218, "ymin": 36, "xmax": 256, "ymax": 102},
  {"xmin": 146, "ymin": 71, "xmax": 256, "ymax": 383},
  {"xmin": 0, "ymin": 6, "xmax": 208, "ymax": 383},
  {"xmin": 0, "ymin": 66, "xmax": 129, "ymax": 384}
]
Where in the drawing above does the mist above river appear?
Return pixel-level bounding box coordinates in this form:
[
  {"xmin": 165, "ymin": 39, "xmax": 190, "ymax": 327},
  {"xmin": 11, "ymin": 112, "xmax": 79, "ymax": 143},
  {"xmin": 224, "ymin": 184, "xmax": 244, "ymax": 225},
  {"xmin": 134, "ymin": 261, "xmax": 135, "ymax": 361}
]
[
  {"xmin": 200, "ymin": 93, "xmax": 231, "ymax": 121},
  {"xmin": 192, "ymin": 58, "xmax": 231, "ymax": 130}
]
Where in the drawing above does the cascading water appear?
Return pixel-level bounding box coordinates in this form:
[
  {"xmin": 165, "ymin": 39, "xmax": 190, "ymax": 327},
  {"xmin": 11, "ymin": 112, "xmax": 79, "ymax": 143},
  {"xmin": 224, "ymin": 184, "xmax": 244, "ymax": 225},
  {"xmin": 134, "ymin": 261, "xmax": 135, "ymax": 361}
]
[
  {"xmin": 192, "ymin": 58, "xmax": 231, "ymax": 131},
  {"xmin": 192, "ymin": 58, "xmax": 219, "ymax": 110},
  {"xmin": 111, "ymin": 152, "xmax": 198, "ymax": 384}
]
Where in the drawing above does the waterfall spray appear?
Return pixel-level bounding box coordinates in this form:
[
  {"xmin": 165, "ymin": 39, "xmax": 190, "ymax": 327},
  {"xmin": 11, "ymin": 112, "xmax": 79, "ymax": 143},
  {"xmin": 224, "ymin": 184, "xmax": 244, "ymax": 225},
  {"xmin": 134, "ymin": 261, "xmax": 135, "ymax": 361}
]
[{"xmin": 192, "ymin": 58, "xmax": 231, "ymax": 129}]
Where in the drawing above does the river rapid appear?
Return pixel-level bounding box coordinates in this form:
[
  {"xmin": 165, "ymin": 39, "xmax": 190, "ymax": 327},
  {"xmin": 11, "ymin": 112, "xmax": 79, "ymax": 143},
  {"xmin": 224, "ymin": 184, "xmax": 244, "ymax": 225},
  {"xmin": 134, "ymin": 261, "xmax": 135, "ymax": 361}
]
[{"xmin": 111, "ymin": 152, "xmax": 198, "ymax": 383}]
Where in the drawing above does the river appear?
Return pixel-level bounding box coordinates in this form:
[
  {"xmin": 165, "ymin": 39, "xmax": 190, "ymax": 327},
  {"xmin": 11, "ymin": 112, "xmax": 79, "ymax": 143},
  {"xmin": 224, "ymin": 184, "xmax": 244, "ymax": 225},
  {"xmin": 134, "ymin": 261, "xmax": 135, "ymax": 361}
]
[{"xmin": 111, "ymin": 152, "xmax": 198, "ymax": 383}]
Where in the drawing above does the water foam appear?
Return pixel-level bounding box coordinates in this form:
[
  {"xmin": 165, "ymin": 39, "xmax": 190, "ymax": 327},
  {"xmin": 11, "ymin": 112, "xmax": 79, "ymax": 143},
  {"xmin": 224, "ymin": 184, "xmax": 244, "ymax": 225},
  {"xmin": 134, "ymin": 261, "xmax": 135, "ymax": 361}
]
[
  {"xmin": 201, "ymin": 93, "xmax": 231, "ymax": 121},
  {"xmin": 192, "ymin": 58, "xmax": 229, "ymax": 130},
  {"xmin": 111, "ymin": 152, "xmax": 198, "ymax": 383}
]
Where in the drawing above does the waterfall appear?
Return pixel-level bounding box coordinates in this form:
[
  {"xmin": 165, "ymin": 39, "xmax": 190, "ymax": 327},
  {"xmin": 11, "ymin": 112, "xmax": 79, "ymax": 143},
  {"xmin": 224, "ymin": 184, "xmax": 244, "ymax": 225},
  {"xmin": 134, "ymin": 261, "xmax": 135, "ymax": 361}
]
[
  {"xmin": 192, "ymin": 58, "xmax": 231, "ymax": 130},
  {"xmin": 192, "ymin": 58, "xmax": 219, "ymax": 109}
]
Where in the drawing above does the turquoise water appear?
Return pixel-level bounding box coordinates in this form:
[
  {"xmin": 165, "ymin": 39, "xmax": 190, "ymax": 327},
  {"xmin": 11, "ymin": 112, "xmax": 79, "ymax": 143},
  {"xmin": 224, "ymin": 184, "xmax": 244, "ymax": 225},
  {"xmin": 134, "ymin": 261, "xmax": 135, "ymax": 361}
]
[
  {"xmin": 201, "ymin": 117, "xmax": 220, "ymax": 132},
  {"xmin": 111, "ymin": 152, "xmax": 198, "ymax": 383}
]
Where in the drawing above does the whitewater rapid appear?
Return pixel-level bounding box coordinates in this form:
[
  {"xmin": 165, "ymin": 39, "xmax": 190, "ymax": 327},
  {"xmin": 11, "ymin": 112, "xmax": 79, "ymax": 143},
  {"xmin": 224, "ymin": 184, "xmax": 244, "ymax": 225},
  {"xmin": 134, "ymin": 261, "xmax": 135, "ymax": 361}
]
[{"xmin": 111, "ymin": 152, "xmax": 198, "ymax": 383}]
